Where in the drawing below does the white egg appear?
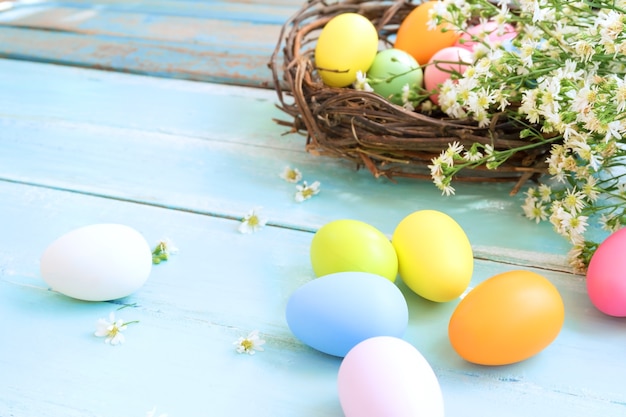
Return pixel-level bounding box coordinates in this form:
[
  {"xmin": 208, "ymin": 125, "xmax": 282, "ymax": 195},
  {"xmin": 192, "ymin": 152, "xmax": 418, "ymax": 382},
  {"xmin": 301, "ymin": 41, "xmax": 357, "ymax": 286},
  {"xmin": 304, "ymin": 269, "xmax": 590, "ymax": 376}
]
[{"xmin": 40, "ymin": 224, "xmax": 152, "ymax": 301}]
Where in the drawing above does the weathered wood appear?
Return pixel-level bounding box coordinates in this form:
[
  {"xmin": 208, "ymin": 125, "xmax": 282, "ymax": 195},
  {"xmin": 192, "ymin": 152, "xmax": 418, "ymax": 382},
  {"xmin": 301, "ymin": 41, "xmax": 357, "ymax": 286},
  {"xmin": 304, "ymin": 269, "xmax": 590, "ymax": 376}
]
[
  {"xmin": 0, "ymin": 58, "xmax": 582, "ymax": 262},
  {"xmin": 0, "ymin": 0, "xmax": 301, "ymax": 85},
  {"xmin": 0, "ymin": 1, "xmax": 622, "ymax": 415},
  {"xmin": 0, "ymin": 178, "xmax": 624, "ymax": 417}
]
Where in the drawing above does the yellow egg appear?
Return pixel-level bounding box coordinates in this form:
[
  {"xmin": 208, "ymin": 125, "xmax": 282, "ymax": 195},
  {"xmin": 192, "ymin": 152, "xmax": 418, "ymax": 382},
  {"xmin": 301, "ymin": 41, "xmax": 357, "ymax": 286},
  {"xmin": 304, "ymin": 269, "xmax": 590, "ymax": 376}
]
[
  {"xmin": 314, "ymin": 13, "xmax": 379, "ymax": 87},
  {"xmin": 310, "ymin": 219, "xmax": 398, "ymax": 282},
  {"xmin": 392, "ymin": 210, "xmax": 473, "ymax": 302}
]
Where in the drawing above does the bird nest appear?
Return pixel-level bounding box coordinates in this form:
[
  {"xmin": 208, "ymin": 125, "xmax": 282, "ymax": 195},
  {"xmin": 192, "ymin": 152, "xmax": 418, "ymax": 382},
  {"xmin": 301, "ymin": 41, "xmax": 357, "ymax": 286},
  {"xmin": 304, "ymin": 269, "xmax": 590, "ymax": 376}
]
[{"xmin": 268, "ymin": 0, "xmax": 551, "ymax": 195}]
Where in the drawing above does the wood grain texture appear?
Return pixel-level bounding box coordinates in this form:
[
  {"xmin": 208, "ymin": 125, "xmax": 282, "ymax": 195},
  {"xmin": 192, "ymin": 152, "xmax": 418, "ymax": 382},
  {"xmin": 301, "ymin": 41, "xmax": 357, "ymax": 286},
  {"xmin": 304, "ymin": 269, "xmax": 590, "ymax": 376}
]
[
  {"xmin": 0, "ymin": 2, "xmax": 623, "ymax": 414},
  {"xmin": 1, "ymin": 179, "xmax": 625, "ymax": 417},
  {"xmin": 0, "ymin": 0, "xmax": 301, "ymax": 85},
  {"xmin": 0, "ymin": 58, "xmax": 590, "ymax": 263}
]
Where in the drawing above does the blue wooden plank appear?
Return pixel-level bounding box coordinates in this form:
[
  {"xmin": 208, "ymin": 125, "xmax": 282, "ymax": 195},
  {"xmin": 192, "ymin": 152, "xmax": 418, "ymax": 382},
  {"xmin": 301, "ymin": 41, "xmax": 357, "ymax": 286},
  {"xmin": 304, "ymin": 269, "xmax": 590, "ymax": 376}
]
[
  {"xmin": 0, "ymin": 180, "xmax": 624, "ymax": 416},
  {"xmin": 0, "ymin": 58, "xmax": 585, "ymax": 264},
  {"xmin": 0, "ymin": 0, "xmax": 299, "ymax": 84},
  {"xmin": 0, "ymin": 0, "xmax": 622, "ymax": 414},
  {"xmin": 1, "ymin": 0, "xmax": 299, "ymax": 24},
  {"xmin": 0, "ymin": 22, "xmax": 280, "ymax": 87},
  {"xmin": 0, "ymin": 26, "xmax": 279, "ymax": 86}
]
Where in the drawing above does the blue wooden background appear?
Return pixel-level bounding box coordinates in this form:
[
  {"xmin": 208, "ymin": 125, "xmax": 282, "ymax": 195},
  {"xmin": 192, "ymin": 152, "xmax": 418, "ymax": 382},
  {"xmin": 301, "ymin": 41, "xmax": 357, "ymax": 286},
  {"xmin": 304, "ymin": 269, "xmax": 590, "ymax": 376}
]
[{"xmin": 1, "ymin": 1, "xmax": 624, "ymax": 416}]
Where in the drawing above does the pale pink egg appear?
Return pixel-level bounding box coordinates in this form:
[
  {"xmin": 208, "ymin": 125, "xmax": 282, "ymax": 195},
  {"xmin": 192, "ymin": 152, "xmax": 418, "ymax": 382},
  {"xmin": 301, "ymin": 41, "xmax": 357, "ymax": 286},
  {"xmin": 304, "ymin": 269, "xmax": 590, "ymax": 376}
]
[
  {"xmin": 338, "ymin": 336, "xmax": 444, "ymax": 417},
  {"xmin": 424, "ymin": 46, "xmax": 473, "ymax": 105},
  {"xmin": 455, "ymin": 21, "xmax": 517, "ymax": 51}
]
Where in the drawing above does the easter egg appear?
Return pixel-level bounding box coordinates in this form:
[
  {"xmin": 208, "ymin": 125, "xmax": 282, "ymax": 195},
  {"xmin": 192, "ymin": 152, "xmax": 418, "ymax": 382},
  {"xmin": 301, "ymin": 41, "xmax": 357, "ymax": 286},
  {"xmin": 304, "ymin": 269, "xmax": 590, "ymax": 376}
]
[
  {"xmin": 310, "ymin": 219, "xmax": 398, "ymax": 282},
  {"xmin": 367, "ymin": 48, "xmax": 424, "ymax": 105},
  {"xmin": 455, "ymin": 20, "xmax": 517, "ymax": 51},
  {"xmin": 338, "ymin": 336, "xmax": 445, "ymax": 417},
  {"xmin": 40, "ymin": 224, "xmax": 152, "ymax": 301},
  {"xmin": 315, "ymin": 13, "xmax": 378, "ymax": 87},
  {"xmin": 449, "ymin": 270, "xmax": 565, "ymax": 365},
  {"xmin": 285, "ymin": 272, "xmax": 408, "ymax": 357},
  {"xmin": 392, "ymin": 210, "xmax": 473, "ymax": 302},
  {"xmin": 587, "ymin": 227, "xmax": 626, "ymax": 316},
  {"xmin": 394, "ymin": 1, "xmax": 460, "ymax": 65},
  {"xmin": 424, "ymin": 46, "xmax": 473, "ymax": 105}
]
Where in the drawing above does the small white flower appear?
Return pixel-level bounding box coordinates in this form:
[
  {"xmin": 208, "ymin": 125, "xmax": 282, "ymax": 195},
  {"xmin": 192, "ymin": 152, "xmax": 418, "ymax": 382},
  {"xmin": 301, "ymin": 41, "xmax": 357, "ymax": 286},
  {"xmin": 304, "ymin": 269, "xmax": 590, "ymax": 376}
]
[
  {"xmin": 561, "ymin": 188, "xmax": 586, "ymax": 215},
  {"xmin": 604, "ymin": 120, "xmax": 623, "ymax": 142},
  {"xmin": 446, "ymin": 141, "xmax": 464, "ymax": 158},
  {"xmin": 295, "ymin": 181, "xmax": 321, "ymax": 202},
  {"xmin": 279, "ymin": 166, "xmax": 303, "ymax": 183},
  {"xmin": 234, "ymin": 330, "xmax": 266, "ymax": 355},
  {"xmin": 401, "ymin": 84, "xmax": 415, "ymax": 111},
  {"xmin": 559, "ymin": 211, "xmax": 589, "ymax": 241},
  {"xmin": 537, "ymin": 184, "xmax": 552, "ymax": 202},
  {"xmin": 239, "ymin": 207, "xmax": 268, "ymax": 234},
  {"xmin": 428, "ymin": 158, "xmax": 444, "ymax": 181},
  {"xmin": 522, "ymin": 197, "xmax": 549, "ymax": 224},
  {"xmin": 94, "ymin": 312, "xmax": 135, "ymax": 345},
  {"xmin": 567, "ymin": 244, "xmax": 588, "ymax": 275},
  {"xmin": 353, "ymin": 71, "xmax": 374, "ymax": 92},
  {"xmin": 463, "ymin": 148, "xmax": 483, "ymax": 162},
  {"xmin": 599, "ymin": 213, "xmax": 621, "ymax": 232},
  {"xmin": 434, "ymin": 149, "xmax": 454, "ymax": 167},
  {"xmin": 439, "ymin": 182, "xmax": 456, "ymax": 196},
  {"xmin": 574, "ymin": 39, "xmax": 595, "ymax": 62}
]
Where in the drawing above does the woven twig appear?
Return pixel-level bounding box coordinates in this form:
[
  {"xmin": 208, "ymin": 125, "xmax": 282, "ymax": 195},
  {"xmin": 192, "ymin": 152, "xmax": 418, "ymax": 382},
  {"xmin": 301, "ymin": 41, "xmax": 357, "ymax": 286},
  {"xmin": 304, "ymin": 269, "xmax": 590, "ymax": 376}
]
[{"xmin": 268, "ymin": 0, "xmax": 551, "ymax": 193}]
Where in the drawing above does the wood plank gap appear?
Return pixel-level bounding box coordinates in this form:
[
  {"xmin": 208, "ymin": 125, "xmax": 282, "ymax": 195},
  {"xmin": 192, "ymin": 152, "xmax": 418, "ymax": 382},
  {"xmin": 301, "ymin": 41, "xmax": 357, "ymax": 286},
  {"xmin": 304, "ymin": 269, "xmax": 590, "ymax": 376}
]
[
  {"xmin": 0, "ymin": 176, "xmax": 318, "ymax": 234},
  {"xmin": 472, "ymin": 245, "xmax": 575, "ymax": 275},
  {"xmin": 1, "ymin": 177, "xmax": 576, "ymax": 275},
  {"xmin": 0, "ymin": 22, "xmax": 80, "ymax": 33}
]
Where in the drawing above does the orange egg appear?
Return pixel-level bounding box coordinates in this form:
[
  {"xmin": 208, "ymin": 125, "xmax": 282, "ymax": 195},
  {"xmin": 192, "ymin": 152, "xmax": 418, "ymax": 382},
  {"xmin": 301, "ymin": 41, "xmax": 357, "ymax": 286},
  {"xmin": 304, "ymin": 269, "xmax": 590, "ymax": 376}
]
[
  {"xmin": 448, "ymin": 270, "xmax": 564, "ymax": 366},
  {"xmin": 394, "ymin": 1, "xmax": 460, "ymax": 65}
]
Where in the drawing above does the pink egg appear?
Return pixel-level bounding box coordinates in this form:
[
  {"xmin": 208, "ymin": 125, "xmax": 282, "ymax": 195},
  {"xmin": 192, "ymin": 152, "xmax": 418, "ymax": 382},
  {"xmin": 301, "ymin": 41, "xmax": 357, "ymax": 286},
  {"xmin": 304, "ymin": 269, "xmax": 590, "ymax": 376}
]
[
  {"xmin": 455, "ymin": 20, "xmax": 517, "ymax": 51},
  {"xmin": 338, "ymin": 336, "xmax": 444, "ymax": 417},
  {"xmin": 587, "ymin": 228, "xmax": 626, "ymax": 316},
  {"xmin": 424, "ymin": 46, "xmax": 473, "ymax": 105}
]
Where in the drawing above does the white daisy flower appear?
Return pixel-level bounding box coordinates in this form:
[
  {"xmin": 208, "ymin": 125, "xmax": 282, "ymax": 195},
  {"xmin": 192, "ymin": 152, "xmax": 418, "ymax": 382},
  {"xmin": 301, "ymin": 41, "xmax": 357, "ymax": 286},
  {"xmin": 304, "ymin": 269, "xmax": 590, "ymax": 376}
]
[
  {"xmin": 295, "ymin": 181, "xmax": 321, "ymax": 202},
  {"xmin": 239, "ymin": 207, "xmax": 268, "ymax": 234},
  {"xmin": 94, "ymin": 312, "xmax": 137, "ymax": 345},
  {"xmin": 279, "ymin": 166, "xmax": 303, "ymax": 183},
  {"xmin": 234, "ymin": 330, "xmax": 266, "ymax": 355}
]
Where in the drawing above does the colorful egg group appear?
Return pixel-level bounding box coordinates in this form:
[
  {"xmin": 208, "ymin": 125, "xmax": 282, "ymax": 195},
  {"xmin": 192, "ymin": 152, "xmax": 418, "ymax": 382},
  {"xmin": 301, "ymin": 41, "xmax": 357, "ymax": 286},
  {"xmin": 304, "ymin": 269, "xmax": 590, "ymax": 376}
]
[
  {"xmin": 314, "ymin": 4, "xmax": 484, "ymax": 109},
  {"xmin": 448, "ymin": 270, "xmax": 565, "ymax": 365},
  {"xmin": 338, "ymin": 336, "xmax": 445, "ymax": 417},
  {"xmin": 285, "ymin": 272, "xmax": 409, "ymax": 357},
  {"xmin": 392, "ymin": 210, "xmax": 473, "ymax": 302},
  {"xmin": 586, "ymin": 227, "xmax": 626, "ymax": 316}
]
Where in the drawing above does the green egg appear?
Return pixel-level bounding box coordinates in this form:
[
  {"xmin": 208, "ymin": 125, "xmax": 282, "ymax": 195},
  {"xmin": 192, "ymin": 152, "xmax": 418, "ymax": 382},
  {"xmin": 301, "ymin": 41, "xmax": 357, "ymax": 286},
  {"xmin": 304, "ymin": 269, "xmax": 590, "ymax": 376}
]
[
  {"xmin": 310, "ymin": 219, "xmax": 398, "ymax": 282},
  {"xmin": 367, "ymin": 48, "xmax": 423, "ymax": 105}
]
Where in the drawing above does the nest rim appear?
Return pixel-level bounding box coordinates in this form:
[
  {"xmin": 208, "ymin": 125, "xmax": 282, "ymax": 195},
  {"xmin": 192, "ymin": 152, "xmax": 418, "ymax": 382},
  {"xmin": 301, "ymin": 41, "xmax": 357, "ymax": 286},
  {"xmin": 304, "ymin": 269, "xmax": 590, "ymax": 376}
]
[{"xmin": 268, "ymin": 0, "xmax": 552, "ymax": 194}]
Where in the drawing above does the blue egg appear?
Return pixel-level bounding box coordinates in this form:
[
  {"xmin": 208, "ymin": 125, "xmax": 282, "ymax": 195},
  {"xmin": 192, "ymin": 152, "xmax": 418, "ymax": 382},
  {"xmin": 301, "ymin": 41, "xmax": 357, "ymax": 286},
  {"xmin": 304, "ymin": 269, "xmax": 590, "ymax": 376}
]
[{"xmin": 285, "ymin": 271, "xmax": 409, "ymax": 357}]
